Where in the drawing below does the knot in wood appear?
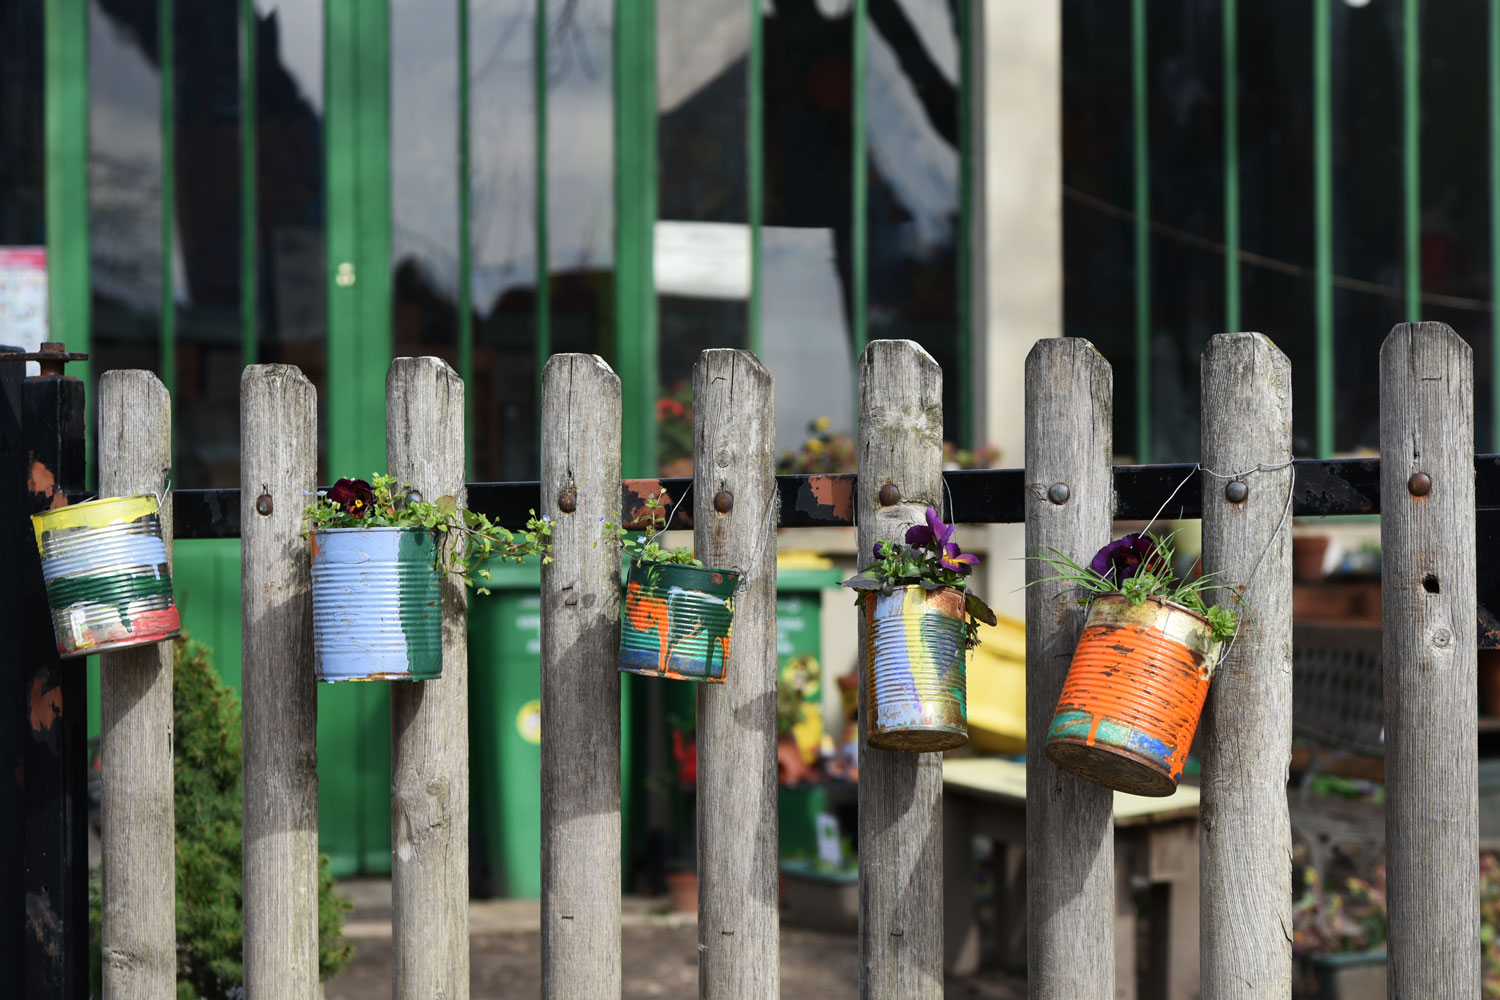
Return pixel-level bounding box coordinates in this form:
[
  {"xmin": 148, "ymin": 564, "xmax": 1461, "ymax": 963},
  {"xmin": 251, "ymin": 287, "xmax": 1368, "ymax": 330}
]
[
  {"xmin": 878, "ymin": 483, "xmax": 900, "ymax": 507},
  {"xmin": 558, "ymin": 487, "xmax": 577, "ymax": 513},
  {"xmin": 1407, "ymin": 472, "xmax": 1432, "ymax": 497}
]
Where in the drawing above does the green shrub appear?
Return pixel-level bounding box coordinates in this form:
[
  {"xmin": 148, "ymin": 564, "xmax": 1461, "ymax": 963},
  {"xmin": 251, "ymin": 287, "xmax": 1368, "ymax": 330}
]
[{"xmin": 90, "ymin": 635, "xmax": 352, "ymax": 999}]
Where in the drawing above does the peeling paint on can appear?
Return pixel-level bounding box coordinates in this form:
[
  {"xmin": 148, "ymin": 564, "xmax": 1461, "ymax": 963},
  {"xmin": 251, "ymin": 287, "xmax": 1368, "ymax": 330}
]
[
  {"xmin": 31, "ymin": 495, "xmax": 181, "ymax": 658},
  {"xmin": 618, "ymin": 560, "xmax": 739, "ymax": 683},
  {"xmin": 1044, "ymin": 594, "xmax": 1222, "ymax": 797},
  {"xmin": 863, "ymin": 586, "xmax": 969, "ymax": 753},
  {"xmin": 310, "ymin": 527, "xmax": 443, "ymax": 682}
]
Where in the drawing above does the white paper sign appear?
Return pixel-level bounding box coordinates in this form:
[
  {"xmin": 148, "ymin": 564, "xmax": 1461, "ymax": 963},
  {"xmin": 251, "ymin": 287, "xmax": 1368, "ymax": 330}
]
[
  {"xmin": 816, "ymin": 812, "xmax": 844, "ymax": 868},
  {"xmin": 653, "ymin": 221, "xmax": 751, "ymax": 300},
  {"xmin": 0, "ymin": 247, "xmax": 47, "ymax": 374}
]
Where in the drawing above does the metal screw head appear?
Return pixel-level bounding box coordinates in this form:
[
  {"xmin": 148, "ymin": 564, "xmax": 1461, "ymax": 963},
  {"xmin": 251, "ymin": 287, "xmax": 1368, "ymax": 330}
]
[
  {"xmin": 878, "ymin": 483, "xmax": 900, "ymax": 507},
  {"xmin": 1408, "ymin": 472, "xmax": 1432, "ymax": 497},
  {"xmin": 255, "ymin": 493, "xmax": 273, "ymax": 517},
  {"xmin": 1047, "ymin": 483, "xmax": 1070, "ymax": 505},
  {"xmin": 405, "ymin": 489, "xmax": 423, "ymax": 505},
  {"xmin": 714, "ymin": 490, "xmax": 734, "ymax": 513},
  {"xmin": 558, "ymin": 487, "xmax": 577, "ymax": 513},
  {"xmin": 1225, "ymin": 481, "xmax": 1249, "ymax": 504}
]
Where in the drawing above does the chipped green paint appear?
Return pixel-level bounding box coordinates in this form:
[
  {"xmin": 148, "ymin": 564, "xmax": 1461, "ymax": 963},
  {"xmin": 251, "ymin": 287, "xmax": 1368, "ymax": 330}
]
[
  {"xmin": 619, "ymin": 560, "xmax": 740, "ymax": 683},
  {"xmin": 46, "ymin": 571, "xmax": 173, "ymax": 627}
]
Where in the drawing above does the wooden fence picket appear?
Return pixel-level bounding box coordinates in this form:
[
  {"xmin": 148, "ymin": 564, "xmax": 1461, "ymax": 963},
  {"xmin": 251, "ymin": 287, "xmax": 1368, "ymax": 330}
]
[
  {"xmin": 693, "ymin": 349, "xmax": 780, "ymax": 998},
  {"xmin": 1199, "ymin": 333, "xmax": 1294, "ymax": 998},
  {"xmin": 1380, "ymin": 321, "xmax": 1479, "ymax": 995},
  {"xmin": 386, "ymin": 357, "xmax": 470, "ymax": 1000},
  {"xmin": 855, "ymin": 340, "xmax": 945, "ymax": 999},
  {"xmin": 98, "ymin": 370, "xmax": 177, "ymax": 999},
  {"xmin": 539, "ymin": 354, "xmax": 624, "ymax": 998},
  {"xmin": 240, "ymin": 364, "xmax": 320, "ymax": 999},
  {"xmin": 1022, "ymin": 338, "xmax": 1115, "ymax": 999}
]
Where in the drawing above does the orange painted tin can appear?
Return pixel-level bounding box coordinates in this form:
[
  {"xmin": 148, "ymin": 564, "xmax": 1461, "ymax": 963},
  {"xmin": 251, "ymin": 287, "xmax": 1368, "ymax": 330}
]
[{"xmin": 1044, "ymin": 594, "xmax": 1223, "ymax": 796}]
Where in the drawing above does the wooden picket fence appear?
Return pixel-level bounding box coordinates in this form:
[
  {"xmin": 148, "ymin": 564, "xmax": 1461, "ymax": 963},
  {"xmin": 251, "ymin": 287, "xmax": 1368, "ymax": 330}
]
[{"xmin": 87, "ymin": 324, "xmax": 1478, "ymax": 999}]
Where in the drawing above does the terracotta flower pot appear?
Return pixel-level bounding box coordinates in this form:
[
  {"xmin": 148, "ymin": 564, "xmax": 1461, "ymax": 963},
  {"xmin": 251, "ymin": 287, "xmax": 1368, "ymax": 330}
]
[{"xmin": 665, "ymin": 871, "xmax": 697, "ymax": 913}]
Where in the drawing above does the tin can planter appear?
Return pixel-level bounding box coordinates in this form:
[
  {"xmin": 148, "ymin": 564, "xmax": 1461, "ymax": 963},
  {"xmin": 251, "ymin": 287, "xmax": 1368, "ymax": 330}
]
[
  {"xmin": 31, "ymin": 494, "xmax": 181, "ymax": 658},
  {"xmin": 862, "ymin": 585, "xmax": 968, "ymax": 753},
  {"xmin": 1045, "ymin": 594, "xmax": 1223, "ymax": 797},
  {"xmin": 619, "ymin": 560, "xmax": 740, "ymax": 683},
  {"xmin": 310, "ymin": 526, "xmax": 443, "ymax": 682}
]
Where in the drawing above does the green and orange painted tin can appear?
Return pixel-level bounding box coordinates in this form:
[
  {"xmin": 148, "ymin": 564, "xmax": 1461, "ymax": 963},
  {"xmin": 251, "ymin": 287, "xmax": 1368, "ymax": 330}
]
[
  {"xmin": 1045, "ymin": 594, "xmax": 1223, "ymax": 796},
  {"xmin": 618, "ymin": 560, "xmax": 740, "ymax": 683}
]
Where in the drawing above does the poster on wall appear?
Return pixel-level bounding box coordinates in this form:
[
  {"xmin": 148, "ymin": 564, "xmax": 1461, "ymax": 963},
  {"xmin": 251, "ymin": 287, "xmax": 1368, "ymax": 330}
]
[{"xmin": 0, "ymin": 247, "xmax": 48, "ymax": 375}]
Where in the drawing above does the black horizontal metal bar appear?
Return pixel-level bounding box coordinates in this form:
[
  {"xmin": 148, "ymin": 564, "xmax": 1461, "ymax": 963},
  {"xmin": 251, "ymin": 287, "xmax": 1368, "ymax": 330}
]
[{"xmin": 133, "ymin": 452, "xmax": 1500, "ymax": 540}]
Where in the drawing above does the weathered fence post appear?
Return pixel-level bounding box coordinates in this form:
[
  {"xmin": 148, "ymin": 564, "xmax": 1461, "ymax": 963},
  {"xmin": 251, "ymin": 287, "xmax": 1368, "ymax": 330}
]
[
  {"xmin": 1199, "ymin": 332, "xmax": 1293, "ymax": 998},
  {"xmin": 539, "ymin": 354, "xmax": 623, "ymax": 998},
  {"xmin": 386, "ymin": 357, "xmax": 469, "ymax": 999},
  {"xmin": 98, "ymin": 370, "xmax": 176, "ymax": 998},
  {"xmin": 1023, "ymin": 338, "xmax": 1115, "ymax": 999},
  {"xmin": 693, "ymin": 349, "xmax": 779, "ymax": 998},
  {"xmin": 240, "ymin": 365, "xmax": 319, "ymax": 999},
  {"xmin": 856, "ymin": 340, "xmax": 944, "ymax": 999},
  {"xmin": 1380, "ymin": 321, "xmax": 1478, "ymax": 995}
]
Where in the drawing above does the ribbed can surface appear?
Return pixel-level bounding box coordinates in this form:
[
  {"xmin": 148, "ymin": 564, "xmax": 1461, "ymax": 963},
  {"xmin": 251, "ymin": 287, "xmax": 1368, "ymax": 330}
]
[
  {"xmin": 310, "ymin": 527, "xmax": 443, "ymax": 682},
  {"xmin": 1044, "ymin": 594, "xmax": 1222, "ymax": 796},
  {"xmin": 862, "ymin": 586, "xmax": 969, "ymax": 752},
  {"xmin": 618, "ymin": 560, "xmax": 740, "ymax": 683},
  {"xmin": 32, "ymin": 494, "xmax": 180, "ymax": 658}
]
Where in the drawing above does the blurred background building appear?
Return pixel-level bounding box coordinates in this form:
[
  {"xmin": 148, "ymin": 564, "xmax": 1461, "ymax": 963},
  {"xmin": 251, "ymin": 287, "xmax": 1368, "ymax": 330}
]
[{"xmin": 2, "ymin": 0, "xmax": 1491, "ymax": 891}]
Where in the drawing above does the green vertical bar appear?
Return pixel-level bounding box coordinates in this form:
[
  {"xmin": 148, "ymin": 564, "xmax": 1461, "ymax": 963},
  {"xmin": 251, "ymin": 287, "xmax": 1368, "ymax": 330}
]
[
  {"xmin": 1223, "ymin": 0, "xmax": 1240, "ymax": 333},
  {"xmin": 1492, "ymin": 0, "xmax": 1500, "ymax": 451},
  {"xmin": 852, "ymin": 0, "xmax": 868, "ymax": 358},
  {"xmin": 1404, "ymin": 0, "xmax": 1420, "ymax": 321},
  {"xmin": 325, "ymin": 0, "xmax": 390, "ymax": 478},
  {"xmin": 1131, "ymin": 0, "xmax": 1150, "ymax": 463},
  {"xmin": 45, "ymin": 0, "xmax": 90, "ymax": 455},
  {"xmin": 242, "ymin": 0, "xmax": 258, "ymax": 367},
  {"xmin": 748, "ymin": 0, "xmax": 763, "ymax": 357},
  {"xmin": 536, "ymin": 0, "xmax": 550, "ymax": 375},
  {"xmin": 459, "ymin": 0, "xmax": 473, "ymax": 476},
  {"xmin": 1314, "ymin": 0, "xmax": 1334, "ymax": 456},
  {"xmin": 161, "ymin": 0, "xmax": 176, "ymax": 411},
  {"xmin": 614, "ymin": 0, "xmax": 657, "ymax": 477},
  {"xmin": 957, "ymin": 0, "xmax": 972, "ymax": 446}
]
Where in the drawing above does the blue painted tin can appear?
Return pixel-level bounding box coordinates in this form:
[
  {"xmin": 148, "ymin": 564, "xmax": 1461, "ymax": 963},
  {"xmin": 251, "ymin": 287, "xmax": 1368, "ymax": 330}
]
[{"xmin": 310, "ymin": 526, "xmax": 443, "ymax": 682}]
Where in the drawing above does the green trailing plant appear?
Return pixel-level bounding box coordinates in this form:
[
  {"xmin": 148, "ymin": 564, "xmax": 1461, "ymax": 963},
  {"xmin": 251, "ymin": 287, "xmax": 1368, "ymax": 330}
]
[
  {"xmin": 303, "ymin": 473, "xmax": 552, "ymax": 594},
  {"xmin": 841, "ymin": 507, "xmax": 998, "ymax": 648},
  {"xmin": 1027, "ymin": 531, "xmax": 1242, "ymax": 643},
  {"xmin": 597, "ymin": 488, "xmax": 701, "ymax": 573},
  {"xmin": 90, "ymin": 635, "xmax": 352, "ymax": 1000}
]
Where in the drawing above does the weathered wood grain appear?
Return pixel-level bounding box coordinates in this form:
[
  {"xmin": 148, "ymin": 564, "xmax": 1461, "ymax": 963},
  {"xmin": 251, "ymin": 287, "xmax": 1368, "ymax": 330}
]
[
  {"xmin": 1199, "ymin": 332, "xmax": 1294, "ymax": 999},
  {"xmin": 693, "ymin": 349, "xmax": 779, "ymax": 999},
  {"xmin": 240, "ymin": 365, "xmax": 319, "ymax": 999},
  {"xmin": 856, "ymin": 340, "xmax": 944, "ymax": 999},
  {"xmin": 1380, "ymin": 322, "xmax": 1478, "ymax": 998},
  {"xmin": 1022, "ymin": 338, "xmax": 1115, "ymax": 1000},
  {"xmin": 386, "ymin": 357, "xmax": 470, "ymax": 1000},
  {"xmin": 98, "ymin": 370, "xmax": 176, "ymax": 999},
  {"xmin": 539, "ymin": 353, "xmax": 623, "ymax": 999}
]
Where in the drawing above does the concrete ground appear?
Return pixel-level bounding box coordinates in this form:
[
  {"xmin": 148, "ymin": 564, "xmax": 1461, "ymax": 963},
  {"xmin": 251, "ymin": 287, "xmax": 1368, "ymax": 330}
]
[{"xmin": 325, "ymin": 880, "xmax": 1026, "ymax": 1000}]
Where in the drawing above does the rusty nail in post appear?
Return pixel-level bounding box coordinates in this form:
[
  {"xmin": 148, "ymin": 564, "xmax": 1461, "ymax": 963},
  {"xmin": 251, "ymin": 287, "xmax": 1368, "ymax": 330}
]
[
  {"xmin": 255, "ymin": 494, "xmax": 273, "ymax": 517},
  {"xmin": 1408, "ymin": 472, "xmax": 1432, "ymax": 497},
  {"xmin": 1047, "ymin": 483, "xmax": 1070, "ymax": 505},
  {"xmin": 714, "ymin": 490, "xmax": 733, "ymax": 513},
  {"xmin": 878, "ymin": 483, "xmax": 900, "ymax": 507},
  {"xmin": 558, "ymin": 487, "xmax": 577, "ymax": 513},
  {"xmin": 1225, "ymin": 481, "xmax": 1248, "ymax": 503},
  {"xmin": 405, "ymin": 489, "xmax": 422, "ymax": 505}
]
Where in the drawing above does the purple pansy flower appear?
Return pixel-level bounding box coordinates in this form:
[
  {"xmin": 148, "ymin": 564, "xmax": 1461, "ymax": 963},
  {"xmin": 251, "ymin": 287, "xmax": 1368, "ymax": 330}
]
[
  {"xmin": 905, "ymin": 507, "xmax": 954, "ymax": 549},
  {"xmin": 1089, "ymin": 533, "xmax": 1164, "ymax": 586},
  {"xmin": 328, "ymin": 477, "xmax": 375, "ymax": 519},
  {"xmin": 940, "ymin": 541, "xmax": 979, "ymax": 573}
]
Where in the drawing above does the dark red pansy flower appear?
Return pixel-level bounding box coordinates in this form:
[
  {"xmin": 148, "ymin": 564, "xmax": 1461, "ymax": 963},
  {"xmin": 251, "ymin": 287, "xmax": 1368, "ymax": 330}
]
[
  {"xmin": 328, "ymin": 477, "xmax": 375, "ymax": 519},
  {"xmin": 1088, "ymin": 533, "xmax": 1165, "ymax": 587}
]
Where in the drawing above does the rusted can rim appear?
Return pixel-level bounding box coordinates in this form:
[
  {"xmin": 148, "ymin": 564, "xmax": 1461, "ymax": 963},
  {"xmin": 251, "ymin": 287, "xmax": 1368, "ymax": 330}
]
[{"xmin": 1084, "ymin": 592, "xmax": 1223, "ymax": 678}]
